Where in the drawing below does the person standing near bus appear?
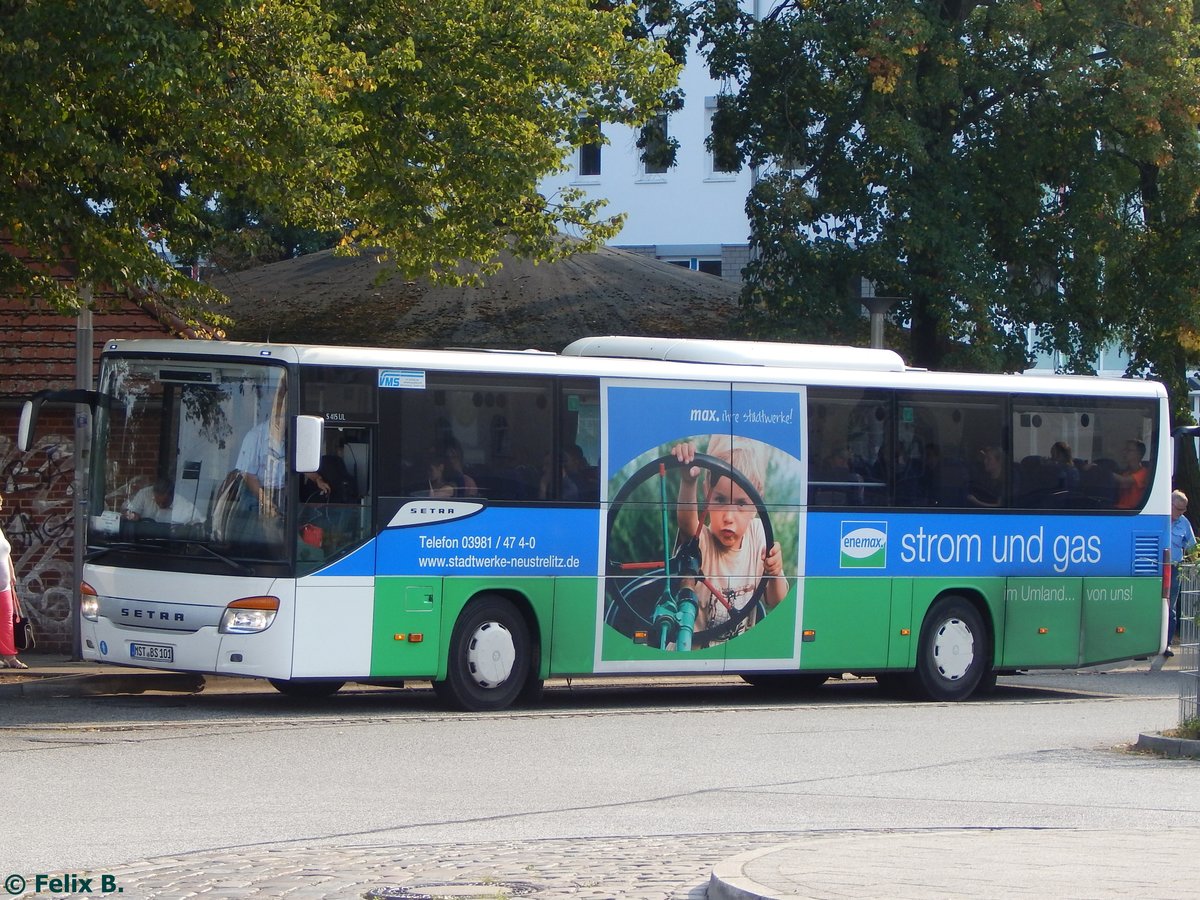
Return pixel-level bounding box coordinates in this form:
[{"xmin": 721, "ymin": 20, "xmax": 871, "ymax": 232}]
[
  {"xmin": 1168, "ymin": 490, "xmax": 1197, "ymax": 657},
  {"xmin": 671, "ymin": 436, "xmax": 788, "ymax": 647},
  {"xmin": 229, "ymin": 380, "xmax": 290, "ymax": 545},
  {"xmin": 0, "ymin": 492, "xmax": 27, "ymax": 669},
  {"xmin": 1115, "ymin": 440, "xmax": 1149, "ymax": 509}
]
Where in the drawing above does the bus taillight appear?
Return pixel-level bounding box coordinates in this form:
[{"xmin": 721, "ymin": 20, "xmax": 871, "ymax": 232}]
[{"xmin": 219, "ymin": 596, "xmax": 280, "ymax": 634}]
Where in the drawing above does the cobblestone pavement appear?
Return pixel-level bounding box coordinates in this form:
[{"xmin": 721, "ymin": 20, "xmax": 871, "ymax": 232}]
[{"xmin": 13, "ymin": 834, "xmax": 792, "ymax": 900}]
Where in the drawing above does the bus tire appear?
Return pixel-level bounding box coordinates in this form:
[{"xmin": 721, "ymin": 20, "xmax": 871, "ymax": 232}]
[
  {"xmin": 912, "ymin": 596, "xmax": 989, "ymax": 701},
  {"xmin": 269, "ymin": 679, "xmax": 344, "ymax": 699},
  {"xmin": 436, "ymin": 595, "xmax": 532, "ymax": 712},
  {"xmin": 741, "ymin": 673, "xmax": 828, "ymax": 692}
]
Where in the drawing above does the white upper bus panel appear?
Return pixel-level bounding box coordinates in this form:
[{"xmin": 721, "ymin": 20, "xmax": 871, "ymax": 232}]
[{"xmin": 561, "ymin": 335, "xmax": 907, "ymax": 372}]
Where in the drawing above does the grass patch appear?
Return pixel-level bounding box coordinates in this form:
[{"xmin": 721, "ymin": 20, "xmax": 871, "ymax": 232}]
[{"xmin": 1164, "ymin": 717, "xmax": 1200, "ymax": 740}]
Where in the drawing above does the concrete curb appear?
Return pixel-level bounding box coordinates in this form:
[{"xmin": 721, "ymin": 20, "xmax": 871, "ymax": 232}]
[
  {"xmin": 0, "ymin": 672, "xmax": 205, "ymax": 698},
  {"xmin": 709, "ymin": 843, "xmax": 788, "ymax": 900},
  {"xmin": 1135, "ymin": 732, "xmax": 1200, "ymax": 759}
]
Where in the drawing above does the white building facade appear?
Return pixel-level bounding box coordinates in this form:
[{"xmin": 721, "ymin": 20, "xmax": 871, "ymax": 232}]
[{"xmin": 541, "ymin": 54, "xmax": 754, "ymax": 281}]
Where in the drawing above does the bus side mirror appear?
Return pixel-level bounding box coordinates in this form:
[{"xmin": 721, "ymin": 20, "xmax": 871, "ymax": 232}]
[
  {"xmin": 295, "ymin": 415, "xmax": 324, "ymax": 473},
  {"xmin": 18, "ymin": 388, "xmax": 108, "ymax": 452},
  {"xmin": 17, "ymin": 400, "xmax": 37, "ymax": 452}
]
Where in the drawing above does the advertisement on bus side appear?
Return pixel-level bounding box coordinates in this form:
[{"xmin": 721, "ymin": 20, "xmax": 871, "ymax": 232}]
[{"xmin": 596, "ymin": 380, "xmax": 805, "ymax": 670}]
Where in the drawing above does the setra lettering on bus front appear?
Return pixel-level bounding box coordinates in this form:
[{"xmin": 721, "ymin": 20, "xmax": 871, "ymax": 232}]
[{"xmin": 121, "ymin": 608, "xmax": 186, "ymax": 622}]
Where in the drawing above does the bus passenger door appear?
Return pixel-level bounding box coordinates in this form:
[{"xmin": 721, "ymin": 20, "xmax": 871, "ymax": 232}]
[
  {"xmin": 599, "ymin": 379, "xmax": 733, "ymax": 671},
  {"xmin": 291, "ymin": 425, "xmax": 378, "ymax": 679},
  {"xmin": 721, "ymin": 383, "xmax": 806, "ymax": 672}
]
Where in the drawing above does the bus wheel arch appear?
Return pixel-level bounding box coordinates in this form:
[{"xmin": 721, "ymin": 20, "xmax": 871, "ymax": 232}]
[
  {"xmin": 912, "ymin": 591, "xmax": 994, "ymax": 701},
  {"xmin": 434, "ymin": 591, "xmax": 541, "ymax": 711}
]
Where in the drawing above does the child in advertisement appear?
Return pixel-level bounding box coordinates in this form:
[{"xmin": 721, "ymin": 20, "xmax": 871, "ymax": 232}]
[{"xmin": 671, "ymin": 435, "xmax": 789, "ymax": 647}]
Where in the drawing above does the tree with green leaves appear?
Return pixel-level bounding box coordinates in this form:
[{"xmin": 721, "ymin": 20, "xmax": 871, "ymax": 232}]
[
  {"xmin": 1, "ymin": 0, "xmax": 679, "ymax": 322},
  {"xmin": 700, "ymin": 0, "xmax": 1200, "ymax": 396}
]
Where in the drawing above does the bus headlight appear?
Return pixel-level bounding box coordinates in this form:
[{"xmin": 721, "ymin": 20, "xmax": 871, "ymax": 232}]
[
  {"xmin": 219, "ymin": 597, "xmax": 280, "ymax": 634},
  {"xmin": 80, "ymin": 582, "xmax": 99, "ymax": 621}
]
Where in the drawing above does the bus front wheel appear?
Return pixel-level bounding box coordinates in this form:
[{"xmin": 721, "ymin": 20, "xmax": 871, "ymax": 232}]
[
  {"xmin": 912, "ymin": 596, "xmax": 989, "ymax": 701},
  {"xmin": 435, "ymin": 595, "xmax": 532, "ymax": 712}
]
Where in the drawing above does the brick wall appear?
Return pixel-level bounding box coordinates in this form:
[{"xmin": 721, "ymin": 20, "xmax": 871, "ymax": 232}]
[
  {"xmin": 1, "ymin": 241, "xmax": 203, "ymax": 652},
  {"xmin": 721, "ymin": 244, "xmax": 752, "ymax": 283}
]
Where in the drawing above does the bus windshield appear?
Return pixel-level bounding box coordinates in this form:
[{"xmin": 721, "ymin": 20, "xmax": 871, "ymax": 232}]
[{"xmin": 89, "ymin": 358, "xmax": 292, "ymax": 564}]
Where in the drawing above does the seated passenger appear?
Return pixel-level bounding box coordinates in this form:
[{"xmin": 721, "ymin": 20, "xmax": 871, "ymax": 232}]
[
  {"xmin": 124, "ymin": 478, "xmax": 203, "ymax": 526},
  {"xmin": 423, "ymin": 454, "xmax": 465, "ymax": 498},
  {"xmin": 814, "ymin": 447, "xmax": 863, "ymax": 505},
  {"xmin": 442, "ymin": 438, "xmax": 479, "ymax": 497},
  {"xmin": 1114, "ymin": 439, "xmax": 1149, "ymax": 509},
  {"xmin": 967, "ymin": 446, "xmax": 1005, "ymax": 508},
  {"xmin": 563, "ymin": 444, "xmax": 600, "ymax": 501},
  {"xmin": 1049, "ymin": 441, "xmax": 1080, "ymax": 493}
]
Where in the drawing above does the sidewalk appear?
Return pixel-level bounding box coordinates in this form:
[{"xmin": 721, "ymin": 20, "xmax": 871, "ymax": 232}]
[
  {"xmin": 0, "ymin": 652, "xmax": 206, "ymax": 697},
  {"xmin": 708, "ymin": 652, "xmax": 1200, "ymax": 899},
  {"xmin": 708, "ymin": 825, "xmax": 1200, "ymax": 899}
]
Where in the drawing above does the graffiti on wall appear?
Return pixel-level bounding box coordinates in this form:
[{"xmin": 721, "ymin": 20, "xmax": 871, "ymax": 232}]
[{"xmin": 1, "ymin": 434, "xmax": 77, "ymax": 650}]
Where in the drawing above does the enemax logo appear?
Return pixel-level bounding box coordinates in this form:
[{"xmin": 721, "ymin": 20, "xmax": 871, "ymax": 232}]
[{"xmin": 840, "ymin": 521, "xmax": 887, "ymax": 568}]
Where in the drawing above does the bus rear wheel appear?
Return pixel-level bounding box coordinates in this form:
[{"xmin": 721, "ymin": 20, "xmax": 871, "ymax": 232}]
[
  {"xmin": 435, "ymin": 595, "xmax": 532, "ymax": 712},
  {"xmin": 912, "ymin": 596, "xmax": 989, "ymax": 701},
  {"xmin": 269, "ymin": 679, "xmax": 345, "ymax": 699}
]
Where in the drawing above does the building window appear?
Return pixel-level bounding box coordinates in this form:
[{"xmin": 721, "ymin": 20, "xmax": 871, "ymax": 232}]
[
  {"xmin": 664, "ymin": 257, "xmax": 722, "ymax": 277},
  {"xmin": 578, "ymin": 117, "xmax": 601, "ymax": 178},
  {"xmin": 638, "ymin": 112, "xmax": 673, "ymax": 175},
  {"xmin": 705, "ymin": 96, "xmax": 738, "ymax": 176}
]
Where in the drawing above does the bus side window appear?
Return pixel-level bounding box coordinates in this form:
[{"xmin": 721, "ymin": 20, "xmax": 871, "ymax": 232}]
[
  {"xmin": 384, "ymin": 374, "xmax": 555, "ymax": 502},
  {"xmin": 342, "ymin": 442, "xmax": 369, "ymax": 499},
  {"xmin": 808, "ymin": 387, "xmax": 892, "ymax": 507},
  {"xmin": 558, "ymin": 380, "xmax": 601, "ymax": 503}
]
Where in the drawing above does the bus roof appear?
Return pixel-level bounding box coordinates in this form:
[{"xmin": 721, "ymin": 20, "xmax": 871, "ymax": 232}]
[
  {"xmin": 99, "ymin": 338, "xmax": 1167, "ymax": 400},
  {"xmin": 561, "ymin": 335, "xmax": 908, "ymax": 372}
]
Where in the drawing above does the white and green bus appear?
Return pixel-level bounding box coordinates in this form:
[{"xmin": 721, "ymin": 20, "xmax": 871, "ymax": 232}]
[{"xmin": 21, "ymin": 336, "xmax": 1171, "ymax": 709}]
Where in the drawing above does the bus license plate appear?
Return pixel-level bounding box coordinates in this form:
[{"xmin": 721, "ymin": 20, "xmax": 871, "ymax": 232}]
[{"xmin": 130, "ymin": 642, "xmax": 174, "ymax": 663}]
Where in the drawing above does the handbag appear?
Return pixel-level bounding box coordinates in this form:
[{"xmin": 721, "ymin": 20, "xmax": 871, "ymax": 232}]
[
  {"xmin": 12, "ymin": 610, "xmax": 34, "ymax": 651},
  {"xmin": 299, "ymin": 521, "xmax": 324, "ymax": 548}
]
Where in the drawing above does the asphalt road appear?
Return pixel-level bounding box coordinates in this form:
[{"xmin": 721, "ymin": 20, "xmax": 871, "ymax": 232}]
[{"xmin": 0, "ymin": 666, "xmax": 1192, "ymax": 899}]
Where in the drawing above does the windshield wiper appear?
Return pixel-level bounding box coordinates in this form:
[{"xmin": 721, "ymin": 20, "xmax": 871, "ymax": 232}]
[
  {"xmin": 87, "ymin": 539, "xmax": 249, "ymax": 573},
  {"xmin": 183, "ymin": 541, "xmax": 249, "ymax": 573},
  {"xmin": 85, "ymin": 541, "xmax": 157, "ymax": 562}
]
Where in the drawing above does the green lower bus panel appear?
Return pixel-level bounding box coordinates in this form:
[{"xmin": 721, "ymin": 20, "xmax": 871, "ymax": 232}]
[
  {"xmin": 1080, "ymin": 578, "xmax": 1161, "ymax": 664},
  {"xmin": 800, "ymin": 579, "xmax": 891, "ymax": 670},
  {"xmin": 1001, "ymin": 578, "xmax": 1083, "ymax": 668},
  {"xmin": 550, "ymin": 577, "xmax": 602, "ymax": 675},
  {"xmin": 372, "ymin": 578, "xmax": 443, "ymax": 676},
  {"xmin": 371, "ymin": 576, "xmax": 559, "ymax": 679}
]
